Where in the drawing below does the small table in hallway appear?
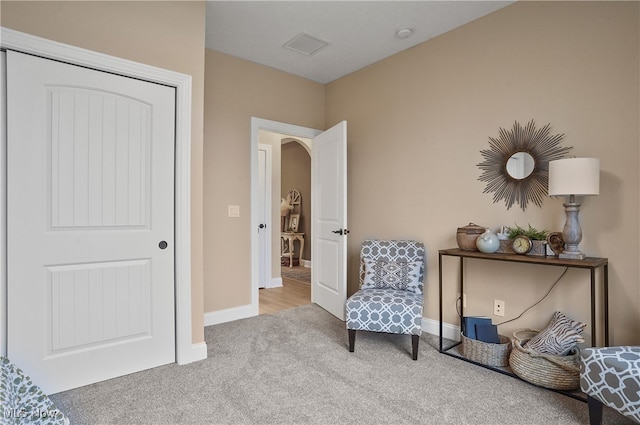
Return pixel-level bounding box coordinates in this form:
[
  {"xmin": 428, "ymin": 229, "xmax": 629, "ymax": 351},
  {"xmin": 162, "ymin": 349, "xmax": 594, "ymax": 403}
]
[{"xmin": 281, "ymin": 232, "xmax": 304, "ymax": 267}]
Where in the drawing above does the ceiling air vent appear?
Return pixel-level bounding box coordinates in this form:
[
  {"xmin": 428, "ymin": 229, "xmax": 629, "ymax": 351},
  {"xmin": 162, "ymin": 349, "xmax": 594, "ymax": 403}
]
[{"xmin": 282, "ymin": 33, "xmax": 329, "ymax": 56}]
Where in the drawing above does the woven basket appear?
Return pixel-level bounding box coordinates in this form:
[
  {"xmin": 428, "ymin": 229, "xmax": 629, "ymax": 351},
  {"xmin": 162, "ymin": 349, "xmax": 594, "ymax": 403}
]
[
  {"xmin": 461, "ymin": 332, "xmax": 512, "ymax": 367},
  {"xmin": 509, "ymin": 329, "xmax": 580, "ymax": 390}
]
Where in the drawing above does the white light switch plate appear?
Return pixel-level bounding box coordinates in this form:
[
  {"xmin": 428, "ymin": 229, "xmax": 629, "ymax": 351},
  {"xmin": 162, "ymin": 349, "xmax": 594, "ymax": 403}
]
[{"xmin": 228, "ymin": 205, "xmax": 240, "ymax": 217}]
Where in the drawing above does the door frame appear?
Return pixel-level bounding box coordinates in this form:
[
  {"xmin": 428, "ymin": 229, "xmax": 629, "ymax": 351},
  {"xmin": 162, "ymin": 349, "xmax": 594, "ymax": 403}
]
[
  {"xmin": 0, "ymin": 27, "xmax": 206, "ymax": 364},
  {"xmin": 250, "ymin": 118, "xmax": 321, "ymax": 314}
]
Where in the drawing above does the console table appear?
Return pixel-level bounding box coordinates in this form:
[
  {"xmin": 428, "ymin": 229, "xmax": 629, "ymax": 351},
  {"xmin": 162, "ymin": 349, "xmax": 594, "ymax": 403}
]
[
  {"xmin": 438, "ymin": 248, "xmax": 609, "ymax": 398},
  {"xmin": 281, "ymin": 232, "xmax": 305, "ymax": 267}
]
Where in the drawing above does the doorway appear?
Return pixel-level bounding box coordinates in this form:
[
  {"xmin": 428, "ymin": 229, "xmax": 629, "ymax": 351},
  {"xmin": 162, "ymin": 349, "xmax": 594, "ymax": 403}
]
[
  {"xmin": 251, "ymin": 118, "xmax": 348, "ymax": 320},
  {"xmin": 259, "ymin": 133, "xmax": 312, "ymax": 314},
  {"xmin": 250, "ymin": 119, "xmax": 320, "ymax": 315}
]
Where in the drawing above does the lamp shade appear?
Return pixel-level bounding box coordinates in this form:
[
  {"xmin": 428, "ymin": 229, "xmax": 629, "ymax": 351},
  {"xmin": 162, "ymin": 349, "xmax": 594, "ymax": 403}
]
[{"xmin": 548, "ymin": 158, "xmax": 600, "ymax": 196}]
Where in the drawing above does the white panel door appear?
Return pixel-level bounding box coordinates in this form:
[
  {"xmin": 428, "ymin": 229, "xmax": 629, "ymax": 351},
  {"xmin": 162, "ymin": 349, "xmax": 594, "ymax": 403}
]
[
  {"xmin": 7, "ymin": 51, "xmax": 176, "ymax": 394},
  {"xmin": 257, "ymin": 144, "xmax": 272, "ymax": 289},
  {"xmin": 311, "ymin": 121, "xmax": 347, "ymax": 320}
]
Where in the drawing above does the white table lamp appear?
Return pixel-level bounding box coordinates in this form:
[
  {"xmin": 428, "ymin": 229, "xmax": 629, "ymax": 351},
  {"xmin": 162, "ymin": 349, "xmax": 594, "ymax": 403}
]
[{"xmin": 548, "ymin": 158, "xmax": 600, "ymax": 259}]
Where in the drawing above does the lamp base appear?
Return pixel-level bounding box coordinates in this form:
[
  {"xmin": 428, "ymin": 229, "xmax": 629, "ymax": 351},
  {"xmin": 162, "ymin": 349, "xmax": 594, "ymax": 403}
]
[
  {"xmin": 559, "ymin": 251, "xmax": 586, "ymax": 260},
  {"xmin": 560, "ymin": 198, "xmax": 587, "ymax": 260}
]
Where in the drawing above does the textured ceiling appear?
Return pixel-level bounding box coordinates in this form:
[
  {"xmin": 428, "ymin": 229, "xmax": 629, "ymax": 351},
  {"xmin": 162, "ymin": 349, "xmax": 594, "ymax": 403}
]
[{"xmin": 205, "ymin": 1, "xmax": 515, "ymax": 84}]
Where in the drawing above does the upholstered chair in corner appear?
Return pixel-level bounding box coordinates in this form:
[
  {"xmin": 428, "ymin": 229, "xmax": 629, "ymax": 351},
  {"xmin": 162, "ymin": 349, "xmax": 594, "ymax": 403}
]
[
  {"xmin": 345, "ymin": 239, "xmax": 425, "ymax": 360},
  {"xmin": 580, "ymin": 346, "xmax": 640, "ymax": 425}
]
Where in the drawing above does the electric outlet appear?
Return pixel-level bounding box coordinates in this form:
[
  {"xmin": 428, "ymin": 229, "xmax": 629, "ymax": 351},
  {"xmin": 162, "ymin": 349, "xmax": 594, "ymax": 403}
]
[{"xmin": 494, "ymin": 299, "xmax": 505, "ymax": 317}]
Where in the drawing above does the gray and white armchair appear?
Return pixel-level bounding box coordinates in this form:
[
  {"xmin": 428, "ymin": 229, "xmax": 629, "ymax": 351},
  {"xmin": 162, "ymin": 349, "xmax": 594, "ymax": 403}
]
[
  {"xmin": 345, "ymin": 239, "xmax": 425, "ymax": 360},
  {"xmin": 580, "ymin": 346, "xmax": 640, "ymax": 424}
]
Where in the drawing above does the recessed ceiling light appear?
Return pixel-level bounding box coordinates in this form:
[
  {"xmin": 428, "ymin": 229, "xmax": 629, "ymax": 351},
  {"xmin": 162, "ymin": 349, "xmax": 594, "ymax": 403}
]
[
  {"xmin": 283, "ymin": 33, "xmax": 329, "ymax": 56},
  {"xmin": 396, "ymin": 28, "xmax": 413, "ymax": 39}
]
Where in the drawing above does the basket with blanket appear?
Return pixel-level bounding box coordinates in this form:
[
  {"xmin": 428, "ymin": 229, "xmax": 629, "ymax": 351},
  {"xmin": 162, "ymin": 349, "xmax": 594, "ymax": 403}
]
[{"xmin": 509, "ymin": 312, "xmax": 586, "ymax": 391}]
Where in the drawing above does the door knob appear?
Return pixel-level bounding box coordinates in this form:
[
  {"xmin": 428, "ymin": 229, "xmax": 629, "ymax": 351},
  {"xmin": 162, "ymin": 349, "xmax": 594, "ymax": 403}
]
[
  {"xmin": 159, "ymin": 241, "xmax": 168, "ymax": 249},
  {"xmin": 332, "ymin": 229, "xmax": 343, "ymax": 235},
  {"xmin": 259, "ymin": 223, "xmax": 266, "ymax": 229}
]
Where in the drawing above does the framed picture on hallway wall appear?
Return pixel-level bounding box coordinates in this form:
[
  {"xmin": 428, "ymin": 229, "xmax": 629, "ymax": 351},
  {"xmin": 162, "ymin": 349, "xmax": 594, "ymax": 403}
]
[{"xmin": 288, "ymin": 214, "xmax": 300, "ymax": 232}]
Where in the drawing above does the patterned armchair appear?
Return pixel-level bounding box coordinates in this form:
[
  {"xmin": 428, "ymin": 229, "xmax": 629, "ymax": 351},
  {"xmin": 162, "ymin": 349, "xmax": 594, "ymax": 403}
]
[
  {"xmin": 580, "ymin": 346, "xmax": 640, "ymax": 424},
  {"xmin": 345, "ymin": 240, "xmax": 425, "ymax": 360}
]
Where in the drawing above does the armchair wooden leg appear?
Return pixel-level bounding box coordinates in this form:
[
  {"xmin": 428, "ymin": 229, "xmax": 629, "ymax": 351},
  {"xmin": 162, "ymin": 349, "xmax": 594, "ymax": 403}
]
[
  {"xmin": 411, "ymin": 334, "xmax": 419, "ymax": 360},
  {"xmin": 348, "ymin": 329, "xmax": 356, "ymax": 352},
  {"xmin": 587, "ymin": 395, "xmax": 603, "ymax": 425}
]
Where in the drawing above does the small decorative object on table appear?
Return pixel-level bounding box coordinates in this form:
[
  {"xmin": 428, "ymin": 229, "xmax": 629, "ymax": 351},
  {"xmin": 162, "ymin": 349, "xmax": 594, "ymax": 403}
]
[
  {"xmin": 288, "ymin": 213, "xmax": 300, "ymax": 232},
  {"xmin": 497, "ymin": 239, "xmax": 514, "ymax": 254},
  {"xmin": 512, "ymin": 235, "xmax": 533, "ymax": 255},
  {"xmin": 528, "ymin": 240, "xmax": 547, "ymax": 256},
  {"xmin": 496, "ymin": 226, "xmax": 513, "ymax": 254},
  {"xmin": 507, "ymin": 224, "xmax": 549, "ymax": 257},
  {"xmin": 546, "ymin": 232, "xmax": 564, "ymax": 256},
  {"xmin": 456, "ymin": 223, "xmax": 485, "ymax": 251},
  {"xmin": 476, "ymin": 229, "xmax": 500, "ymax": 254}
]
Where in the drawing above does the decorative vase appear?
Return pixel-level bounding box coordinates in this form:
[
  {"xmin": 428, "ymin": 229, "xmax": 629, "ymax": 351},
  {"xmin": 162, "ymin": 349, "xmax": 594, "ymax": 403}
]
[{"xmin": 476, "ymin": 229, "xmax": 500, "ymax": 254}]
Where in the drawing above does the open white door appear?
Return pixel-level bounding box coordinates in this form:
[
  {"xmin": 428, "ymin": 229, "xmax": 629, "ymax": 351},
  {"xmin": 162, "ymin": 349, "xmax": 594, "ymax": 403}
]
[
  {"xmin": 257, "ymin": 144, "xmax": 272, "ymax": 288},
  {"xmin": 6, "ymin": 51, "xmax": 176, "ymax": 394},
  {"xmin": 311, "ymin": 121, "xmax": 347, "ymax": 320}
]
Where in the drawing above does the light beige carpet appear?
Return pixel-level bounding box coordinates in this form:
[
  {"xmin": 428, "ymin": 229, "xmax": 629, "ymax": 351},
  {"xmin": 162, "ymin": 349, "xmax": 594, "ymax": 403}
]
[{"xmin": 50, "ymin": 304, "xmax": 634, "ymax": 425}]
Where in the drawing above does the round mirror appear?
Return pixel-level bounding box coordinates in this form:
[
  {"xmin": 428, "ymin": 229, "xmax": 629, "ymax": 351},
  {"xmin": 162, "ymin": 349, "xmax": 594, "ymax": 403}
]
[{"xmin": 506, "ymin": 152, "xmax": 535, "ymax": 180}]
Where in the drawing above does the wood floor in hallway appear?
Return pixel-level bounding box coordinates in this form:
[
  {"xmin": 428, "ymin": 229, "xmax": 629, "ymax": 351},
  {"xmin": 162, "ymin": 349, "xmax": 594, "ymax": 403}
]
[{"xmin": 259, "ymin": 278, "xmax": 311, "ymax": 315}]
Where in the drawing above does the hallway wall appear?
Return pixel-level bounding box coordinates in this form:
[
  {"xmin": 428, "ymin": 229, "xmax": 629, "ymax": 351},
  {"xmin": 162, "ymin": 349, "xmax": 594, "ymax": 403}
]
[{"xmin": 282, "ymin": 142, "xmax": 311, "ymax": 262}]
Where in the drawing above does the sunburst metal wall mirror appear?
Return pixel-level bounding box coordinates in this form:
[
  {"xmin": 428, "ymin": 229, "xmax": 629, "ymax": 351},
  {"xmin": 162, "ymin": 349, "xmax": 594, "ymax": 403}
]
[{"xmin": 477, "ymin": 120, "xmax": 572, "ymax": 210}]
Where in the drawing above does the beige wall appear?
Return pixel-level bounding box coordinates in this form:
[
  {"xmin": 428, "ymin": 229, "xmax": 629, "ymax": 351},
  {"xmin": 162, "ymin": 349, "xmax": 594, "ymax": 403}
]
[
  {"xmin": 326, "ymin": 1, "xmax": 639, "ymax": 345},
  {"xmin": 203, "ymin": 49, "xmax": 324, "ymax": 312},
  {"xmin": 1, "ymin": 0, "xmax": 207, "ymax": 344},
  {"xmin": 282, "ymin": 142, "xmax": 311, "ymax": 261}
]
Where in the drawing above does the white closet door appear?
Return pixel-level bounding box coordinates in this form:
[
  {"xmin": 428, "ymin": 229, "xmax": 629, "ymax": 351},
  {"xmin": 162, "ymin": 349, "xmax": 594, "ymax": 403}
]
[{"xmin": 7, "ymin": 51, "xmax": 176, "ymax": 394}]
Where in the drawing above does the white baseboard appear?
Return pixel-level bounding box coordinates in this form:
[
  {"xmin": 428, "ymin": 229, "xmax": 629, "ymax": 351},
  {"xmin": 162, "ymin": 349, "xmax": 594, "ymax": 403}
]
[
  {"xmin": 302, "ymin": 260, "xmax": 312, "ymax": 268},
  {"xmin": 177, "ymin": 341, "xmax": 208, "ymax": 364},
  {"xmin": 204, "ymin": 303, "xmax": 256, "ymax": 326},
  {"xmin": 266, "ymin": 277, "xmax": 282, "ymax": 289},
  {"xmin": 421, "ymin": 317, "xmax": 461, "ymax": 342}
]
